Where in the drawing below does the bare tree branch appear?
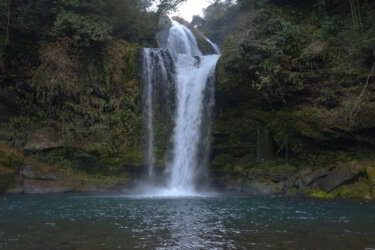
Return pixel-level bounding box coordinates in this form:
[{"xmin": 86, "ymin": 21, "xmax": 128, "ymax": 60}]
[{"xmin": 349, "ymin": 62, "xmax": 375, "ymax": 126}]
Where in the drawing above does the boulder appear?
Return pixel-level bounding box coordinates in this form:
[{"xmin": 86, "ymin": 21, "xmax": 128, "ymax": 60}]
[
  {"xmin": 20, "ymin": 164, "xmax": 60, "ymax": 181},
  {"xmin": 321, "ymin": 165, "xmax": 362, "ymax": 192},
  {"xmin": 293, "ymin": 168, "xmax": 329, "ymax": 188},
  {"xmin": 331, "ymin": 178, "xmax": 372, "ymax": 199},
  {"xmin": 23, "ymin": 127, "xmax": 63, "ymax": 151},
  {"xmin": 23, "ymin": 179, "xmax": 74, "ymax": 194}
]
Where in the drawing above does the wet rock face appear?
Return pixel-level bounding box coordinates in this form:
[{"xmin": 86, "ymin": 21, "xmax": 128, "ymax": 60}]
[
  {"xmin": 23, "ymin": 127, "xmax": 63, "ymax": 151},
  {"xmin": 321, "ymin": 165, "xmax": 362, "ymax": 192},
  {"xmin": 20, "ymin": 164, "xmax": 60, "ymax": 181},
  {"xmin": 23, "ymin": 180, "xmax": 74, "ymax": 194},
  {"xmin": 214, "ymin": 160, "xmax": 374, "ymax": 200},
  {"xmin": 15, "ymin": 164, "xmax": 70, "ymax": 194},
  {"xmin": 291, "ymin": 168, "xmax": 329, "ymax": 188}
]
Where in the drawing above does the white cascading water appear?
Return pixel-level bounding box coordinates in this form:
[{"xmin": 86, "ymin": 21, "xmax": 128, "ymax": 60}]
[
  {"xmin": 142, "ymin": 49, "xmax": 155, "ymax": 179},
  {"xmin": 167, "ymin": 21, "xmax": 203, "ymax": 57},
  {"xmin": 168, "ymin": 54, "xmax": 219, "ymax": 193},
  {"xmin": 141, "ymin": 48, "xmax": 175, "ymax": 180},
  {"xmin": 140, "ymin": 19, "xmax": 220, "ymax": 196},
  {"xmin": 206, "ymin": 38, "xmax": 220, "ymax": 54}
]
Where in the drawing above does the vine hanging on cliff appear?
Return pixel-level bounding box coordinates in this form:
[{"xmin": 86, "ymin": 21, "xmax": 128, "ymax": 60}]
[{"xmin": 349, "ymin": 0, "xmax": 363, "ymax": 33}]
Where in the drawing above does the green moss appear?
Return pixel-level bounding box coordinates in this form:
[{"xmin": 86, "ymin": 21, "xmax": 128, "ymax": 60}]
[
  {"xmin": 287, "ymin": 187, "xmax": 299, "ymax": 193},
  {"xmin": 195, "ymin": 35, "xmax": 215, "ymax": 55},
  {"xmin": 0, "ymin": 166, "xmax": 17, "ymax": 192},
  {"xmin": 263, "ymin": 164, "xmax": 298, "ymax": 175},
  {"xmin": 212, "ymin": 0, "xmax": 375, "ymax": 176},
  {"xmin": 0, "ymin": 143, "xmax": 25, "ymax": 168},
  {"xmin": 332, "ymin": 178, "xmax": 372, "ymax": 199},
  {"xmin": 307, "ymin": 189, "xmax": 335, "ymax": 199},
  {"xmin": 15, "ymin": 39, "xmax": 144, "ymax": 176},
  {"xmin": 0, "ymin": 143, "xmax": 25, "ymax": 192},
  {"xmin": 366, "ymin": 167, "xmax": 375, "ymax": 184},
  {"xmin": 255, "ymin": 176, "xmax": 274, "ymax": 184},
  {"xmin": 61, "ymin": 168, "xmax": 129, "ymax": 189}
]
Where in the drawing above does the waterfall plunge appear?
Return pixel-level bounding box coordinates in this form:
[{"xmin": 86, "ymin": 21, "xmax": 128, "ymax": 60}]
[
  {"xmin": 141, "ymin": 20, "xmax": 220, "ymax": 196},
  {"xmin": 141, "ymin": 48, "xmax": 175, "ymax": 180}
]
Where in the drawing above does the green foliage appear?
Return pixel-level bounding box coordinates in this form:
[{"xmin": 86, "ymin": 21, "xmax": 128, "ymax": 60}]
[
  {"xmin": 0, "ymin": 143, "xmax": 24, "ymax": 192},
  {"xmin": 157, "ymin": 0, "xmax": 187, "ymax": 14},
  {"xmin": 237, "ymin": 0, "xmax": 269, "ymax": 9},
  {"xmin": 61, "ymin": 166, "xmax": 129, "ymax": 187},
  {"xmin": 52, "ymin": 10, "xmax": 111, "ymax": 45},
  {"xmin": 0, "ymin": 0, "xmax": 148, "ymax": 176},
  {"xmin": 218, "ymin": 7, "xmax": 306, "ymax": 99},
  {"xmin": 208, "ymin": 0, "xmax": 375, "ymax": 183},
  {"xmin": 30, "ymin": 39, "xmax": 142, "ymax": 175},
  {"xmin": 0, "ymin": 143, "xmax": 24, "ymax": 168}
]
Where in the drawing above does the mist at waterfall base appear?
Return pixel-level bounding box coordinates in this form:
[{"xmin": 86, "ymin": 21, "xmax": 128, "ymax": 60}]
[{"xmin": 137, "ymin": 20, "xmax": 220, "ymax": 197}]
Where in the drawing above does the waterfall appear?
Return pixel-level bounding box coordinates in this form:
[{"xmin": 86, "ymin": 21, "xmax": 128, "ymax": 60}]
[
  {"xmin": 168, "ymin": 54, "xmax": 219, "ymax": 192},
  {"xmin": 206, "ymin": 38, "xmax": 221, "ymax": 54},
  {"xmin": 167, "ymin": 21, "xmax": 203, "ymax": 57},
  {"xmin": 141, "ymin": 48, "xmax": 176, "ymax": 180},
  {"xmin": 141, "ymin": 20, "xmax": 220, "ymax": 195}
]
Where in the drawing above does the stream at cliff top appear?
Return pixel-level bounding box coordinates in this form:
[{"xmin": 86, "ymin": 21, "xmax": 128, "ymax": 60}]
[{"xmin": 1, "ymin": 195, "xmax": 375, "ymax": 250}]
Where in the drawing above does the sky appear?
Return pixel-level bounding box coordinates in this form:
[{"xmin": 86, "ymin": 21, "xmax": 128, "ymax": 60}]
[{"xmin": 172, "ymin": 0, "xmax": 213, "ymax": 22}]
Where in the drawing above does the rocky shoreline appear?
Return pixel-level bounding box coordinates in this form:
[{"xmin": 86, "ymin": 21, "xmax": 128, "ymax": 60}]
[
  {"xmin": 215, "ymin": 162, "xmax": 375, "ymax": 200},
  {"xmin": 1, "ymin": 138, "xmax": 374, "ymax": 199},
  {"xmin": 2, "ymin": 158, "xmax": 374, "ymax": 201},
  {"xmin": 4, "ymin": 164, "xmax": 129, "ymax": 195},
  {"xmin": 0, "ymin": 143, "xmax": 130, "ymax": 195}
]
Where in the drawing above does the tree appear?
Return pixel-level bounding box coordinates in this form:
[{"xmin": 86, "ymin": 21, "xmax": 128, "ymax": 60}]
[
  {"xmin": 108, "ymin": 0, "xmax": 155, "ymax": 43},
  {"xmin": 156, "ymin": 0, "xmax": 186, "ymax": 14},
  {"xmin": 51, "ymin": 0, "xmax": 112, "ymax": 46}
]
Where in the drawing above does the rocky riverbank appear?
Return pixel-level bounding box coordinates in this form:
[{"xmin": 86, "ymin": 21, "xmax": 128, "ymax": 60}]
[
  {"xmin": 0, "ymin": 143, "xmax": 130, "ymax": 194},
  {"xmin": 2, "ymin": 139, "xmax": 374, "ymax": 200},
  {"xmin": 213, "ymin": 160, "xmax": 375, "ymax": 200}
]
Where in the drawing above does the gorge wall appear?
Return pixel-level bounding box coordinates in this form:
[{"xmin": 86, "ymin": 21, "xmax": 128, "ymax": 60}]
[
  {"xmin": 204, "ymin": 0, "xmax": 375, "ymax": 199},
  {"xmin": 1, "ymin": 0, "xmax": 375, "ymax": 199}
]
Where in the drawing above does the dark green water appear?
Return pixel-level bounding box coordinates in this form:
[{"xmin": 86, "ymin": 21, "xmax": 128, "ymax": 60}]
[{"xmin": 0, "ymin": 194, "xmax": 375, "ymax": 249}]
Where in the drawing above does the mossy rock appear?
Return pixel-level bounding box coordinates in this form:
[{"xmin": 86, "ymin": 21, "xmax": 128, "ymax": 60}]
[
  {"xmin": 23, "ymin": 127, "xmax": 63, "ymax": 151},
  {"xmin": 308, "ymin": 189, "xmax": 335, "ymax": 199},
  {"xmin": 299, "ymin": 187, "xmax": 334, "ymax": 199},
  {"xmin": 20, "ymin": 161, "xmax": 61, "ymax": 181},
  {"xmin": 263, "ymin": 164, "xmax": 298, "ymax": 176},
  {"xmin": 321, "ymin": 163, "xmax": 364, "ymax": 192},
  {"xmin": 332, "ymin": 178, "xmax": 372, "ymax": 199},
  {"xmin": 0, "ymin": 165, "xmax": 17, "ymax": 192},
  {"xmin": 60, "ymin": 168, "xmax": 130, "ymax": 192},
  {"xmin": 0, "ymin": 143, "xmax": 25, "ymax": 192},
  {"xmin": 0, "ymin": 143, "xmax": 25, "ymax": 167},
  {"xmin": 366, "ymin": 167, "xmax": 375, "ymax": 185}
]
